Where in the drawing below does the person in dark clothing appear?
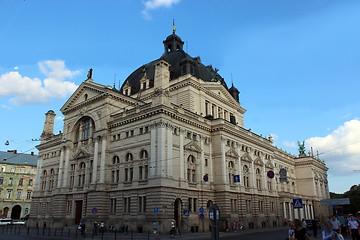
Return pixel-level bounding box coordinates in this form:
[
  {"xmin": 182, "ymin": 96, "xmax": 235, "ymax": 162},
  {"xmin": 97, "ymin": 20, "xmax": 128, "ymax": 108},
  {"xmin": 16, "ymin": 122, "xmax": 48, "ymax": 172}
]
[
  {"xmin": 293, "ymin": 219, "xmax": 311, "ymax": 240},
  {"xmin": 311, "ymin": 219, "xmax": 318, "ymax": 237}
]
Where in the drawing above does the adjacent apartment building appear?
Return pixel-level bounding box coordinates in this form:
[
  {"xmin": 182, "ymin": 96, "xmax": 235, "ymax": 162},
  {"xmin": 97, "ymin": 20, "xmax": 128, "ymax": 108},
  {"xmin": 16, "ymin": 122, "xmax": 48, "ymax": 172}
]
[
  {"xmin": 0, "ymin": 150, "xmax": 37, "ymax": 219},
  {"xmin": 29, "ymin": 31, "xmax": 331, "ymax": 233}
]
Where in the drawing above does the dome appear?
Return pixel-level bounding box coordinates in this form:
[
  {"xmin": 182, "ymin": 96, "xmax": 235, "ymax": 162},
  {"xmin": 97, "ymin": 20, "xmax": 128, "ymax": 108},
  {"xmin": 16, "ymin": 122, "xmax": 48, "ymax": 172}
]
[{"xmin": 120, "ymin": 33, "xmax": 229, "ymax": 95}]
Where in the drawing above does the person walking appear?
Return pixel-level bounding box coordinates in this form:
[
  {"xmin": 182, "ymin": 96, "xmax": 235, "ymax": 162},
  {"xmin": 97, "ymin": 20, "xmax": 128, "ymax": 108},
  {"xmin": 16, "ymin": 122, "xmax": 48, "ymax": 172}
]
[
  {"xmin": 322, "ymin": 221, "xmax": 337, "ymax": 240},
  {"xmin": 100, "ymin": 220, "xmax": 105, "ymax": 234},
  {"xmin": 348, "ymin": 214, "xmax": 360, "ymax": 240},
  {"xmin": 93, "ymin": 221, "xmax": 98, "ymax": 235},
  {"xmin": 312, "ymin": 219, "xmax": 319, "ymax": 238},
  {"xmin": 330, "ymin": 215, "xmax": 342, "ymax": 234},
  {"xmin": 294, "ymin": 219, "xmax": 311, "ymax": 240}
]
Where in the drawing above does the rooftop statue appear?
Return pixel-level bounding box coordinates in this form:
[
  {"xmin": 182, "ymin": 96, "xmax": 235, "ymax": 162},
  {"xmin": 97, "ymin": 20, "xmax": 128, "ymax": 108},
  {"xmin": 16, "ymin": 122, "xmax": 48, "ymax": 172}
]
[
  {"xmin": 298, "ymin": 140, "xmax": 305, "ymax": 155},
  {"xmin": 87, "ymin": 68, "xmax": 93, "ymax": 79}
]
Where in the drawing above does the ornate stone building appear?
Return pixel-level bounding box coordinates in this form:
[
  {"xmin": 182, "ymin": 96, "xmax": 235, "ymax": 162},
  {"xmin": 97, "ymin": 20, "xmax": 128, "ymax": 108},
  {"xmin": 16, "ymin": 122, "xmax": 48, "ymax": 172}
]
[
  {"xmin": 29, "ymin": 31, "xmax": 331, "ymax": 232},
  {"xmin": 0, "ymin": 150, "xmax": 37, "ymax": 219}
]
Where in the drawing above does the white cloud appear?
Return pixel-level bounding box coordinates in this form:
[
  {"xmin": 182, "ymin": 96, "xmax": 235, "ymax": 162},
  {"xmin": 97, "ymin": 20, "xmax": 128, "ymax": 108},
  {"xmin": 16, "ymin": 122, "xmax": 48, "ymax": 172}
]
[
  {"xmin": 0, "ymin": 104, "xmax": 12, "ymax": 110},
  {"xmin": 283, "ymin": 141, "xmax": 297, "ymax": 148},
  {"xmin": 0, "ymin": 60, "xmax": 80, "ymax": 105},
  {"xmin": 56, "ymin": 116, "xmax": 64, "ymax": 121},
  {"xmin": 306, "ymin": 119, "xmax": 360, "ymax": 176},
  {"xmin": 142, "ymin": 0, "xmax": 180, "ymax": 19},
  {"xmin": 14, "ymin": 66, "xmax": 18, "ymax": 70}
]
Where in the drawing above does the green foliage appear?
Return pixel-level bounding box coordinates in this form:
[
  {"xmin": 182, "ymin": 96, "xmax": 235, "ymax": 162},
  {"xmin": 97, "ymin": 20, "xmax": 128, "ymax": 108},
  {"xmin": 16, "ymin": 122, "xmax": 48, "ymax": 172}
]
[{"xmin": 330, "ymin": 184, "xmax": 360, "ymax": 214}]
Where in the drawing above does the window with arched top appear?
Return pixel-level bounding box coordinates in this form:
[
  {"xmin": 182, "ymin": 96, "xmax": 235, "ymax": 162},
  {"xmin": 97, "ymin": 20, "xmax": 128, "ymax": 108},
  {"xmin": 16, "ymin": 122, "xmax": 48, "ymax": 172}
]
[
  {"xmin": 228, "ymin": 161, "xmax": 236, "ymax": 185},
  {"xmin": 43, "ymin": 170, "xmax": 47, "ymax": 176},
  {"xmin": 186, "ymin": 155, "xmax": 196, "ymax": 183},
  {"xmin": 74, "ymin": 117, "xmax": 95, "ymax": 143},
  {"xmin": 243, "ymin": 165, "xmax": 249, "ymax": 188},
  {"xmin": 140, "ymin": 150, "xmax": 148, "ymax": 159},
  {"xmin": 125, "ymin": 153, "xmax": 133, "ymax": 162},
  {"xmin": 187, "ymin": 155, "xmax": 195, "ymax": 163},
  {"xmin": 113, "ymin": 156, "xmax": 120, "ymax": 164},
  {"xmin": 228, "ymin": 161, "xmax": 234, "ymax": 168}
]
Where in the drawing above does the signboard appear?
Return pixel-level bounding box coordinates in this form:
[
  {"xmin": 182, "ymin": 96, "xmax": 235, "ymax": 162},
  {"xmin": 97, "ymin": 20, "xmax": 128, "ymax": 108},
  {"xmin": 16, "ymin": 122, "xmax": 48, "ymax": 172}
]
[
  {"xmin": 203, "ymin": 175, "xmax": 208, "ymax": 182},
  {"xmin": 199, "ymin": 207, "xmax": 204, "ymax": 213},
  {"xmin": 184, "ymin": 210, "xmax": 190, "ymax": 217},
  {"xmin": 267, "ymin": 170, "xmax": 275, "ymax": 179},
  {"xmin": 279, "ymin": 168, "xmax": 288, "ymax": 182},
  {"xmin": 92, "ymin": 207, "xmax": 98, "ymax": 214},
  {"xmin": 293, "ymin": 198, "xmax": 303, "ymax": 209},
  {"xmin": 321, "ymin": 198, "xmax": 350, "ymax": 206},
  {"xmin": 233, "ymin": 175, "xmax": 240, "ymax": 183},
  {"xmin": 199, "ymin": 213, "xmax": 205, "ymax": 220},
  {"xmin": 154, "ymin": 207, "xmax": 159, "ymax": 213}
]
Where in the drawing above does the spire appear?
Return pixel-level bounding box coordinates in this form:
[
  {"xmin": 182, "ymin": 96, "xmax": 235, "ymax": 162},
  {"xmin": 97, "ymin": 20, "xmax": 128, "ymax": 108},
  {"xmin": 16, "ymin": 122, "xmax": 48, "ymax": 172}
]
[{"xmin": 173, "ymin": 19, "xmax": 176, "ymax": 34}]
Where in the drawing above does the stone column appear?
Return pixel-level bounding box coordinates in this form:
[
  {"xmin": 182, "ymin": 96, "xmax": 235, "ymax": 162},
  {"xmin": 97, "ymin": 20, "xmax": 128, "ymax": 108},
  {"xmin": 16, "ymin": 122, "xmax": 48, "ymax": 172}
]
[
  {"xmin": 221, "ymin": 138, "xmax": 227, "ymax": 184},
  {"xmin": 272, "ymin": 157, "xmax": 277, "ymax": 191},
  {"xmin": 310, "ymin": 204, "xmax": 314, "ymax": 219},
  {"xmin": 283, "ymin": 202, "xmax": 287, "ymax": 219},
  {"xmin": 237, "ymin": 144, "xmax": 242, "ymax": 187},
  {"xmin": 288, "ymin": 202, "xmax": 293, "ymax": 220},
  {"xmin": 63, "ymin": 148, "xmax": 70, "ymax": 187},
  {"xmin": 179, "ymin": 129, "xmax": 185, "ymax": 180},
  {"xmin": 157, "ymin": 123, "xmax": 166, "ymax": 177},
  {"xmin": 299, "ymin": 207, "xmax": 304, "ymax": 220},
  {"xmin": 150, "ymin": 124, "xmax": 156, "ymax": 177},
  {"xmin": 167, "ymin": 125, "xmax": 173, "ymax": 177},
  {"xmin": 92, "ymin": 138, "xmax": 99, "ymax": 184},
  {"xmin": 57, "ymin": 148, "xmax": 64, "ymax": 187},
  {"xmin": 200, "ymin": 136, "xmax": 205, "ymax": 182},
  {"xmin": 250, "ymin": 157, "xmax": 255, "ymax": 188},
  {"xmin": 99, "ymin": 136, "xmax": 106, "ymax": 183},
  {"xmin": 209, "ymin": 139, "xmax": 213, "ymax": 183},
  {"xmin": 262, "ymin": 161, "xmax": 267, "ymax": 190},
  {"xmin": 34, "ymin": 156, "xmax": 43, "ymax": 191}
]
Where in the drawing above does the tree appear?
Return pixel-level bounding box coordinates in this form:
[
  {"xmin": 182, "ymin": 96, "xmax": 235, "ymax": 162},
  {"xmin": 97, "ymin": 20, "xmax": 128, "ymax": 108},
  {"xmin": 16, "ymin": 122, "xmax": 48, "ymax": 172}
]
[{"xmin": 330, "ymin": 184, "xmax": 360, "ymax": 214}]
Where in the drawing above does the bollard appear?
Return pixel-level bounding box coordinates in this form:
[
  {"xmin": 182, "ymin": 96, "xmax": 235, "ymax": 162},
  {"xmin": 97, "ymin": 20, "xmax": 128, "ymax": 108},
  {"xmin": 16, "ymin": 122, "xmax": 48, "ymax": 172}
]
[
  {"xmin": 43, "ymin": 227, "xmax": 45, "ymax": 236},
  {"xmin": 75, "ymin": 227, "xmax": 78, "ymax": 238},
  {"xmin": 14, "ymin": 226, "xmax": 16, "ymax": 234},
  {"xmin": 27, "ymin": 227, "xmax": 30, "ymax": 235},
  {"xmin": 61, "ymin": 227, "xmax": 63, "ymax": 237},
  {"xmin": 37, "ymin": 227, "xmax": 39, "ymax": 236},
  {"xmin": 131, "ymin": 230, "xmax": 133, "ymax": 240},
  {"xmin": 148, "ymin": 230, "xmax": 150, "ymax": 240},
  {"xmin": 48, "ymin": 226, "xmax": 51, "ymax": 236},
  {"xmin": 55, "ymin": 228, "xmax": 57, "ymax": 237},
  {"xmin": 18, "ymin": 226, "xmax": 20, "ymax": 234},
  {"xmin": 101, "ymin": 229, "xmax": 104, "ymax": 240},
  {"xmin": 68, "ymin": 228, "xmax": 70, "ymax": 238},
  {"xmin": 114, "ymin": 228, "xmax": 117, "ymax": 240}
]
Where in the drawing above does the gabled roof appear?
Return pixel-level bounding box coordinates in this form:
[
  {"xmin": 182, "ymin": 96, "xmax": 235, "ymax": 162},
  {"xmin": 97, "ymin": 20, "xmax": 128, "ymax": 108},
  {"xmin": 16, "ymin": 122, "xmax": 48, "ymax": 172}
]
[
  {"xmin": 184, "ymin": 141, "xmax": 202, "ymax": 153},
  {"xmin": 0, "ymin": 151, "xmax": 38, "ymax": 166}
]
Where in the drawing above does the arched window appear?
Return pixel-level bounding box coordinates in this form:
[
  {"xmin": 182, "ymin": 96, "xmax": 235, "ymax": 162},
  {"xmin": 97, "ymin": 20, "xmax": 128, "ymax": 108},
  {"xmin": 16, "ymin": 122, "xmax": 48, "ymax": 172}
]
[
  {"xmin": 74, "ymin": 117, "xmax": 95, "ymax": 143},
  {"xmin": 125, "ymin": 153, "xmax": 133, "ymax": 162},
  {"xmin": 228, "ymin": 161, "xmax": 235, "ymax": 185},
  {"xmin": 187, "ymin": 155, "xmax": 195, "ymax": 163},
  {"xmin": 78, "ymin": 162, "xmax": 86, "ymax": 187},
  {"xmin": 113, "ymin": 156, "xmax": 120, "ymax": 164},
  {"xmin": 187, "ymin": 155, "xmax": 196, "ymax": 182},
  {"xmin": 140, "ymin": 150, "xmax": 148, "ymax": 159}
]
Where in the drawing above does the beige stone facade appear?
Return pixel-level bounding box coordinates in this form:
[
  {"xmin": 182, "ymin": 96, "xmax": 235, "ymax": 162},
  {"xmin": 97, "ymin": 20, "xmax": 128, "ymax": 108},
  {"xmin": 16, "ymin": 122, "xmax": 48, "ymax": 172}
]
[{"xmin": 29, "ymin": 32, "xmax": 331, "ymax": 233}]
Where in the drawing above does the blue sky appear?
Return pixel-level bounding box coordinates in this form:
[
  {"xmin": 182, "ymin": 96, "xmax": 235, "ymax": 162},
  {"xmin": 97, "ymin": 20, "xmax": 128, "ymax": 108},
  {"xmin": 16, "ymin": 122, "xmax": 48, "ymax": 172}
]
[{"xmin": 1, "ymin": 0, "xmax": 360, "ymax": 193}]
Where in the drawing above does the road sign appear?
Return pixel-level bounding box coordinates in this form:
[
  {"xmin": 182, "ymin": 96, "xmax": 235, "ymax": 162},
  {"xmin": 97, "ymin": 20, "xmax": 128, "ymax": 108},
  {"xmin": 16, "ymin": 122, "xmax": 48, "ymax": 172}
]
[
  {"xmin": 92, "ymin": 207, "xmax": 98, "ymax": 214},
  {"xmin": 199, "ymin": 207, "xmax": 204, "ymax": 213},
  {"xmin": 267, "ymin": 170, "xmax": 275, "ymax": 179},
  {"xmin": 154, "ymin": 207, "xmax": 159, "ymax": 213},
  {"xmin": 203, "ymin": 175, "xmax": 208, "ymax": 182},
  {"xmin": 184, "ymin": 210, "xmax": 190, "ymax": 217},
  {"xmin": 321, "ymin": 198, "xmax": 350, "ymax": 206},
  {"xmin": 293, "ymin": 198, "xmax": 303, "ymax": 209},
  {"xmin": 233, "ymin": 175, "xmax": 240, "ymax": 183},
  {"xmin": 199, "ymin": 213, "xmax": 205, "ymax": 220}
]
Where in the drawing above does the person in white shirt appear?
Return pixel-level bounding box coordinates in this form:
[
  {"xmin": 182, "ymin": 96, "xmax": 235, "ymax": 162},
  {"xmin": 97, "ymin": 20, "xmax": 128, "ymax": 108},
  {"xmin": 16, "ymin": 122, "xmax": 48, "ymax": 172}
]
[
  {"xmin": 348, "ymin": 215, "xmax": 360, "ymax": 240},
  {"xmin": 323, "ymin": 221, "xmax": 337, "ymax": 240},
  {"xmin": 330, "ymin": 215, "xmax": 342, "ymax": 234}
]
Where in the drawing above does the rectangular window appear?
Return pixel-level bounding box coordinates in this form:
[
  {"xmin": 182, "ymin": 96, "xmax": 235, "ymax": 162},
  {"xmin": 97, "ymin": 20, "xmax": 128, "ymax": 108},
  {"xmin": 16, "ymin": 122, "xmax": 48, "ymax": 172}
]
[
  {"xmin": 187, "ymin": 169, "xmax": 191, "ymax": 181},
  {"xmin": 28, "ymin": 179, "xmax": 33, "ymax": 186},
  {"xmin": 140, "ymin": 127, "xmax": 143, "ymax": 135},
  {"xmin": 111, "ymin": 171, "xmax": 115, "ymax": 183},
  {"xmin": 145, "ymin": 126, "xmax": 149, "ymax": 133},
  {"xmin": 116, "ymin": 170, "xmax": 119, "ymax": 183},
  {"xmin": 19, "ymin": 178, "xmax": 23, "ymax": 186},
  {"xmin": 187, "ymin": 132, "xmax": 191, "ymax": 139},
  {"xmin": 205, "ymin": 101, "xmax": 209, "ymax": 115},
  {"xmin": 212, "ymin": 104, "xmax": 215, "ymax": 116},
  {"xmin": 11, "ymin": 167, "xmax": 15, "ymax": 173},
  {"xmin": 218, "ymin": 107, "xmax": 223, "ymax": 118},
  {"xmin": 139, "ymin": 166, "xmax": 143, "ymax": 180},
  {"xmin": 130, "ymin": 130, "xmax": 134, "ymax": 136},
  {"xmin": 110, "ymin": 198, "xmax": 116, "ymax": 214},
  {"xmin": 188, "ymin": 198, "xmax": 192, "ymax": 212},
  {"xmin": 205, "ymin": 159, "xmax": 208, "ymax": 167},
  {"xmin": 0, "ymin": 177, "xmax": 3, "ymax": 185},
  {"xmin": 193, "ymin": 198, "xmax": 197, "ymax": 212},
  {"xmin": 1, "ymin": 166, "xmax": 5, "ymax": 172},
  {"xmin": 67, "ymin": 201, "xmax": 72, "ymax": 213},
  {"xmin": 125, "ymin": 169, "xmax": 128, "ymax": 182},
  {"xmin": 143, "ymin": 196, "xmax": 146, "ymax": 212},
  {"xmin": 17, "ymin": 191, "xmax": 21, "ymax": 199},
  {"xmin": 128, "ymin": 197, "xmax": 131, "ymax": 213},
  {"xmin": 138, "ymin": 197, "xmax": 142, "ymax": 212},
  {"xmin": 145, "ymin": 165, "xmax": 148, "ymax": 179},
  {"xmin": 9, "ymin": 178, "xmax": 13, "ymax": 185},
  {"xmin": 124, "ymin": 198, "xmax": 128, "ymax": 213},
  {"xmin": 26, "ymin": 191, "xmax": 31, "ymax": 200},
  {"xmin": 192, "ymin": 170, "xmax": 195, "ymax": 182},
  {"xmin": 130, "ymin": 168, "xmax": 133, "ymax": 181},
  {"xmin": 6, "ymin": 191, "xmax": 11, "ymax": 199},
  {"xmin": 20, "ymin": 167, "xmax": 25, "ymax": 173},
  {"xmin": 126, "ymin": 131, "xmax": 129, "ymax": 138}
]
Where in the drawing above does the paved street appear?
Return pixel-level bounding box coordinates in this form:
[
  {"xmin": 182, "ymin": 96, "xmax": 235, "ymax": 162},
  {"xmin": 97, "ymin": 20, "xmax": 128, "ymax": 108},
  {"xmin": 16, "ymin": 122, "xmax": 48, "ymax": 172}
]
[{"xmin": 0, "ymin": 225, "xmax": 353, "ymax": 240}]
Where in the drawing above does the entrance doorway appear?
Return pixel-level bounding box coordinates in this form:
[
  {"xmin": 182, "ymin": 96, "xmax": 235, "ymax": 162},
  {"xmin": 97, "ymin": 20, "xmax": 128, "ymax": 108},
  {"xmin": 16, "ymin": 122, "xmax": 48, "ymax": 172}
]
[
  {"xmin": 11, "ymin": 205, "xmax": 21, "ymax": 219},
  {"xmin": 3, "ymin": 207, "xmax": 9, "ymax": 217},
  {"xmin": 75, "ymin": 200, "xmax": 83, "ymax": 225},
  {"xmin": 174, "ymin": 199, "xmax": 182, "ymax": 228}
]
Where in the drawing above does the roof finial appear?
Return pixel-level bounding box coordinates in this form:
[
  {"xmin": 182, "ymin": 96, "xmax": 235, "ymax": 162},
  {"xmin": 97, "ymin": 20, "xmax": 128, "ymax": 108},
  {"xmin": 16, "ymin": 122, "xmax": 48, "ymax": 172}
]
[
  {"xmin": 173, "ymin": 19, "xmax": 176, "ymax": 34},
  {"xmin": 231, "ymin": 73, "xmax": 233, "ymax": 86}
]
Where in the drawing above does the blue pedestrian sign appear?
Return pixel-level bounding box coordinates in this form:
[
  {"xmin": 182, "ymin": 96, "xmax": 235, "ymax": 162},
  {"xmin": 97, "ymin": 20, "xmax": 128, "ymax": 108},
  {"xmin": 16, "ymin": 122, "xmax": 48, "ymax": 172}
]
[
  {"xmin": 293, "ymin": 198, "xmax": 303, "ymax": 209},
  {"xmin": 154, "ymin": 207, "xmax": 159, "ymax": 213},
  {"xmin": 184, "ymin": 210, "xmax": 190, "ymax": 217},
  {"xmin": 199, "ymin": 207, "xmax": 204, "ymax": 213}
]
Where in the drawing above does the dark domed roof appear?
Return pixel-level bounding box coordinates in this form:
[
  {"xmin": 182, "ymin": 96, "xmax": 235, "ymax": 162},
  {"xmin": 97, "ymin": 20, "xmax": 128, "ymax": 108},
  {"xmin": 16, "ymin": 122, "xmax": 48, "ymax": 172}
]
[{"xmin": 120, "ymin": 33, "xmax": 228, "ymax": 95}]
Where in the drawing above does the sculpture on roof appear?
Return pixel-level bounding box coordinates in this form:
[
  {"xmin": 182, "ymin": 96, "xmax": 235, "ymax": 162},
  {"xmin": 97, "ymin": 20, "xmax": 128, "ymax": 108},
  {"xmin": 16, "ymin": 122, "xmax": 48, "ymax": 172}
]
[
  {"xmin": 297, "ymin": 140, "xmax": 305, "ymax": 155},
  {"xmin": 87, "ymin": 68, "xmax": 93, "ymax": 79}
]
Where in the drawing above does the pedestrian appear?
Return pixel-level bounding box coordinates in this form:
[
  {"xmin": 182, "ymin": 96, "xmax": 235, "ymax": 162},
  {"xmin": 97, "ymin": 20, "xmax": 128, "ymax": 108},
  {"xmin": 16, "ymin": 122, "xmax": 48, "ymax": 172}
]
[
  {"xmin": 93, "ymin": 221, "xmax": 98, "ymax": 235},
  {"xmin": 153, "ymin": 221, "xmax": 157, "ymax": 237},
  {"xmin": 322, "ymin": 221, "xmax": 337, "ymax": 240},
  {"xmin": 233, "ymin": 220, "xmax": 236, "ymax": 232},
  {"xmin": 100, "ymin": 220, "xmax": 105, "ymax": 234},
  {"xmin": 302, "ymin": 218, "xmax": 307, "ymax": 230},
  {"xmin": 79, "ymin": 219, "xmax": 86, "ymax": 236},
  {"xmin": 348, "ymin": 214, "xmax": 360, "ymax": 240},
  {"xmin": 170, "ymin": 219, "xmax": 176, "ymax": 237},
  {"xmin": 330, "ymin": 215, "xmax": 342, "ymax": 234},
  {"xmin": 288, "ymin": 221, "xmax": 295, "ymax": 240},
  {"xmin": 294, "ymin": 219, "xmax": 311, "ymax": 240}
]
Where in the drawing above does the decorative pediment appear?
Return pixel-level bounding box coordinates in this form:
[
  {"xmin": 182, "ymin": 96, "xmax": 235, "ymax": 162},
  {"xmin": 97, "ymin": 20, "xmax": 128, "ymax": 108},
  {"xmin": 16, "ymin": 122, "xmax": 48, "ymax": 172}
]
[
  {"xmin": 265, "ymin": 160, "xmax": 274, "ymax": 169},
  {"xmin": 73, "ymin": 149, "xmax": 90, "ymax": 159},
  {"xmin": 184, "ymin": 141, "xmax": 201, "ymax": 153},
  {"xmin": 254, "ymin": 156, "xmax": 264, "ymax": 166},
  {"xmin": 241, "ymin": 152, "xmax": 252, "ymax": 162},
  {"xmin": 226, "ymin": 148, "xmax": 239, "ymax": 158}
]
